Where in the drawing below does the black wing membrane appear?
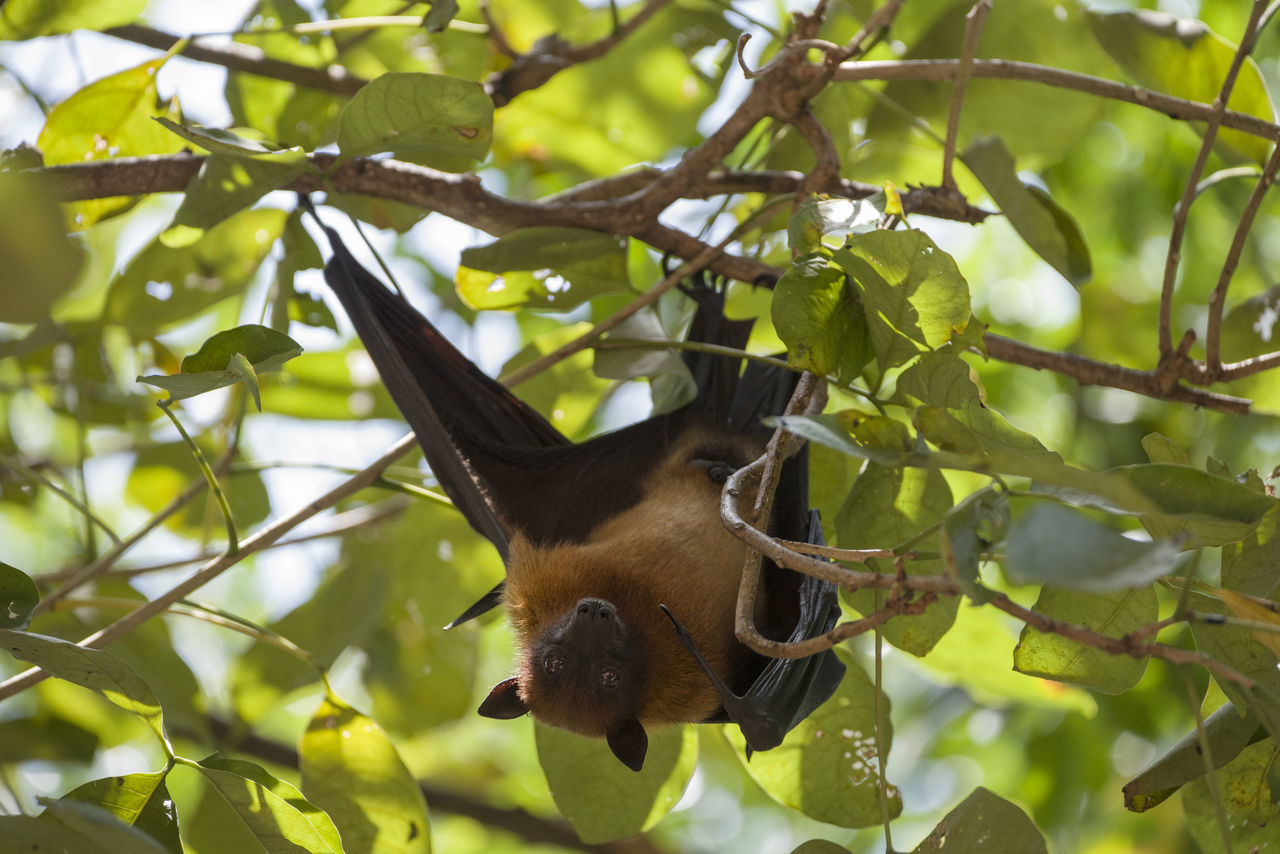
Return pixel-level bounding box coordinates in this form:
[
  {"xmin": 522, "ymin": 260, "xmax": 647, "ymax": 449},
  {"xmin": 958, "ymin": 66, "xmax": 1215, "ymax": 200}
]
[
  {"xmin": 318, "ymin": 222, "xmax": 561, "ymax": 562},
  {"xmin": 314, "ymin": 217, "xmax": 756, "ymax": 531},
  {"xmin": 317, "ymin": 219, "xmax": 762, "ymax": 550},
  {"xmin": 665, "ymin": 450, "xmax": 845, "ymax": 754}
]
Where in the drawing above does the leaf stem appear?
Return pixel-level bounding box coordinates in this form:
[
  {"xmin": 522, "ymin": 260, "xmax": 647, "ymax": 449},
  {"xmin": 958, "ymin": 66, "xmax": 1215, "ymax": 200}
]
[{"xmin": 157, "ymin": 400, "xmax": 239, "ymax": 555}]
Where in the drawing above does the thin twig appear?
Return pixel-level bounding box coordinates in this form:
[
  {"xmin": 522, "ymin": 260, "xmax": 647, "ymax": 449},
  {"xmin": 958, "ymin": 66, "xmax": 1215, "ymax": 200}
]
[
  {"xmin": 497, "ymin": 232, "xmax": 738, "ymax": 387},
  {"xmin": 1158, "ymin": 0, "xmax": 1269, "ymax": 358},
  {"xmin": 483, "ymin": 0, "xmax": 670, "ymax": 105},
  {"xmin": 789, "ymin": 108, "xmax": 842, "ymax": 200},
  {"xmin": 1204, "ymin": 129, "xmax": 1280, "ymax": 373},
  {"xmin": 103, "ymin": 24, "xmax": 369, "ymax": 96},
  {"xmin": 36, "ymin": 498, "xmax": 408, "ymax": 584},
  {"xmin": 35, "ymin": 467, "xmax": 215, "ymax": 614},
  {"xmin": 0, "ymin": 434, "xmax": 418, "ymax": 703},
  {"xmin": 0, "ymin": 454, "xmax": 121, "ymax": 546},
  {"xmin": 834, "ymin": 0, "xmax": 910, "ymax": 62},
  {"xmin": 941, "ymin": 0, "xmax": 991, "ymax": 190}
]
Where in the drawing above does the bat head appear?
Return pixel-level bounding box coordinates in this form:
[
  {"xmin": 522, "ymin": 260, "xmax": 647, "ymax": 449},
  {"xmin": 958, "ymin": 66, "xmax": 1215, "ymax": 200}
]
[{"xmin": 478, "ymin": 596, "xmax": 650, "ymax": 771}]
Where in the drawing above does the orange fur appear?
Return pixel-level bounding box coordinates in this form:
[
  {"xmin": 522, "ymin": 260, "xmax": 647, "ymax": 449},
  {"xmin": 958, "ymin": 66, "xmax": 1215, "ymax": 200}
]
[{"xmin": 503, "ymin": 429, "xmax": 760, "ymax": 735}]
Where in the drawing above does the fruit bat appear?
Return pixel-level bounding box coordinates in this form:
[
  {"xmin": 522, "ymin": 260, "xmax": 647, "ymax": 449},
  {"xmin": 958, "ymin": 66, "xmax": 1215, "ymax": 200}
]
[{"xmin": 311, "ymin": 214, "xmax": 845, "ymax": 771}]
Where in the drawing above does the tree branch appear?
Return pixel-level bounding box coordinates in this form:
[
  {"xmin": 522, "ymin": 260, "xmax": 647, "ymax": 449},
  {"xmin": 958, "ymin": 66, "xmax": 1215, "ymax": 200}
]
[
  {"xmin": 104, "ymin": 24, "xmax": 369, "ymax": 96},
  {"xmin": 832, "ymin": 59, "xmax": 1280, "ymax": 141},
  {"xmin": 1204, "ymin": 127, "xmax": 1280, "ymax": 373},
  {"xmin": 484, "ymin": 0, "xmax": 671, "ymax": 106},
  {"xmin": 983, "ymin": 333, "xmax": 1252, "ymax": 415},
  {"xmin": 1159, "ymin": 0, "xmax": 1270, "ymax": 358},
  {"xmin": 720, "ymin": 459, "xmax": 1258, "ymax": 691}
]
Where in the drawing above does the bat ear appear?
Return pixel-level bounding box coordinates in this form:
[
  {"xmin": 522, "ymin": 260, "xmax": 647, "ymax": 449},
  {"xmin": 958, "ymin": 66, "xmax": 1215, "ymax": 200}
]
[
  {"xmin": 606, "ymin": 718, "xmax": 648, "ymax": 772},
  {"xmin": 478, "ymin": 677, "xmax": 529, "ymax": 719}
]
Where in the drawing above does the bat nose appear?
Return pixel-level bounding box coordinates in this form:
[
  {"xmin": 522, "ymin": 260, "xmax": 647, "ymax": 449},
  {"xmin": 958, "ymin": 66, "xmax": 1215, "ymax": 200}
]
[{"xmin": 575, "ymin": 598, "xmax": 616, "ymax": 622}]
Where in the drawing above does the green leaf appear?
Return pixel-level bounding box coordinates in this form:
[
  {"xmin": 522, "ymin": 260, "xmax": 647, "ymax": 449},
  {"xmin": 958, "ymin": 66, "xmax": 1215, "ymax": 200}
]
[
  {"xmin": 0, "ymin": 0, "xmax": 148, "ymax": 39},
  {"xmin": 833, "ymin": 230, "xmax": 971, "ymax": 371},
  {"xmin": 915, "ymin": 602, "xmax": 1096, "ymax": 714},
  {"xmin": 535, "ymin": 723, "xmax": 697, "ymax": 844},
  {"xmin": 939, "ymin": 487, "xmax": 1008, "ymax": 600},
  {"xmin": 124, "ymin": 439, "xmax": 271, "ymax": 537},
  {"xmin": 1117, "ymin": 463, "xmax": 1275, "ymax": 546},
  {"xmin": 153, "ymin": 117, "xmax": 306, "ymax": 159},
  {"xmin": 337, "ymin": 72, "xmax": 493, "ymax": 171},
  {"xmin": 0, "ymin": 561, "xmax": 39, "ymax": 629},
  {"xmin": 0, "ymin": 713, "xmax": 100, "ymax": 763},
  {"xmin": 36, "ymin": 57, "xmax": 184, "ymax": 227},
  {"xmin": 359, "ymin": 500, "xmax": 494, "ymax": 733},
  {"xmin": 1220, "ymin": 282, "xmax": 1280, "ymax": 363},
  {"xmin": 1222, "ymin": 505, "xmax": 1280, "ymax": 598},
  {"xmin": 105, "ymin": 208, "xmax": 289, "ymax": 336},
  {"xmin": 228, "ymin": 352, "xmax": 261, "ymax": 410},
  {"xmin": 1183, "ymin": 740, "xmax": 1280, "ymax": 850},
  {"xmin": 423, "ymin": 0, "xmax": 459, "ymax": 32},
  {"xmin": 138, "ymin": 324, "xmax": 302, "ymax": 404},
  {"xmin": 911, "ymin": 787, "xmax": 1047, "ymax": 853},
  {"xmin": 1141, "ymin": 432, "xmax": 1190, "ymax": 466},
  {"xmin": 300, "ymin": 693, "xmax": 432, "ymax": 854},
  {"xmin": 232, "ymin": 560, "xmax": 388, "ymax": 723},
  {"xmin": 773, "ymin": 412, "xmax": 910, "ymax": 466},
  {"xmin": 0, "ymin": 629, "xmax": 166, "ymax": 742},
  {"xmin": 961, "ymin": 135, "xmax": 1091, "ymax": 286},
  {"xmin": 194, "ymin": 754, "xmax": 343, "ymax": 854},
  {"xmin": 0, "ymin": 172, "xmax": 86, "ymax": 322},
  {"xmin": 1123, "ymin": 702, "xmax": 1264, "ymax": 812},
  {"xmin": 224, "ymin": 0, "xmax": 341, "ymax": 150},
  {"xmin": 1004, "ymin": 503, "xmax": 1180, "ymax": 592},
  {"xmin": 1013, "ymin": 585, "xmax": 1155, "ymax": 693},
  {"xmin": 1, "ymin": 801, "xmax": 170, "ymax": 854},
  {"xmin": 491, "ymin": 6, "xmax": 732, "ymax": 177},
  {"xmin": 895, "ymin": 351, "xmax": 983, "ymax": 410},
  {"xmin": 182, "ymin": 323, "xmax": 303, "ymax": 374},
  {"xmin": 791, "ymin": 842, "xmax": 853, "ymax": 854},
  {"xmin": 1089, "ymin": 10, "xmax": 1275, "ymax": 164},
  {"xmin": 772, "ymin": 251, "xmax": 873, "ymax": 382},
  {"xmin": 838, "ymin": 463, "xmax": 958, "ymax": 656},
  {"xmin": 729, "ymin": 649, "xmax": 901, "ymax": 828},
  {"xmin": 63, "ymin": 772, "xmax": 182, "ymax": 854},
  {"xmin": 457, "ymin": 227, "xmax": 629, "ymax": 310},
  {"xmin": 1189, "ymin": 591, "xmax": 1280, "ymax": 733},
  {"xmin": 592, "ymin": 308, "xmax": 692, "ymax": 404},
  {"xmin": 163, "ymin": 153, "xmax": 308, "ymax": 244},
  {"xmin": 787, "ymin": 195, "xmax": 881, "ymax": 253}
]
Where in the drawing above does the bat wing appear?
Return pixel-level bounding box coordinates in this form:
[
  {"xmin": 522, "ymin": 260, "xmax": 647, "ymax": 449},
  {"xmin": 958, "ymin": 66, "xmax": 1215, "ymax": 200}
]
[
  {"xmin": 664, "ymin": 451, "xmax": 845, "ymax": 754},
  {"xmin": 735, "ymin": 509, "xmax": 845, "ymax": 750},
  {"xmin": 317, "ymin": 221, "xmax": 566, "ymax": 564}
]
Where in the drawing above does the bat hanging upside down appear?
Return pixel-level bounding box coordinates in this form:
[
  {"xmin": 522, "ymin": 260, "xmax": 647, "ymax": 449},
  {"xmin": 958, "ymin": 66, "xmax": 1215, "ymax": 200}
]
[{"xmin": 311, "ymin": 211, "xmax": 844, "ymax": 771}]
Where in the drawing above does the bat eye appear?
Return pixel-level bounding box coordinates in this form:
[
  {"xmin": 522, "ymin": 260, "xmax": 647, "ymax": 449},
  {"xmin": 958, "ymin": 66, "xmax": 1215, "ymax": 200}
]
[
  {"xmin": 600, "ymin": 667, "xmax": 621, "ymax": 691},
  {"xmin": 691, "ymin": 458, "xmax": 735, "ymax": 484},
  {"xmin": 543, "ymin": 654, "xmax": 564, "ymax": 675}
]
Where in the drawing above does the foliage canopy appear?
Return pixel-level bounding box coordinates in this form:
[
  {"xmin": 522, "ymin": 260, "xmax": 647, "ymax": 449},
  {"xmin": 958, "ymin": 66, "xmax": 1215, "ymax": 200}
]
[{"xmin": 2, "ymin": 0, "xmax": 1280, "ymax": 852}]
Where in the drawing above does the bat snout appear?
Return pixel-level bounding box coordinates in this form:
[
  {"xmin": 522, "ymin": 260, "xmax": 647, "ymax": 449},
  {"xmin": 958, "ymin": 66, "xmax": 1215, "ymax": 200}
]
[
  {"xmin": 575, "ymin": 597, "xmax": 615, "ymax": 621},
  {"xmin": 568, "ymin": 597, "xmax": 622, "ymax": 645}
]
